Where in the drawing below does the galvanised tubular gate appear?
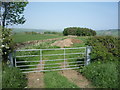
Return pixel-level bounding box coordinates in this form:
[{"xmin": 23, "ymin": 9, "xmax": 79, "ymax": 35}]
[{"xmin": 11, "ymin": 47, "xmax": 91, "ymax": 73}]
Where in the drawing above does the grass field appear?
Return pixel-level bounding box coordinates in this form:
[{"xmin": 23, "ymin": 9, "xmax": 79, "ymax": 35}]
[{"xmin": 12, "ymin": 33, "xmax": 63, "ymax": 43}]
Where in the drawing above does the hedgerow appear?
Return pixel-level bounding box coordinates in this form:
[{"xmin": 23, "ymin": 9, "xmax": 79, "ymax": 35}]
[
  {"xmin": 80, "ymin": 36, "xmax": 120, "ymax": 88},
  {"xmin": 85, "ymin": 36, "xmax": 119, "ymax": 62}
]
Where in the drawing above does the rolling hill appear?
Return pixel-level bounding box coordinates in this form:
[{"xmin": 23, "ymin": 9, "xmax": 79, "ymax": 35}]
[{"xmin": 96, "ymin": 29, "xmax": 119, "ymax": 37}]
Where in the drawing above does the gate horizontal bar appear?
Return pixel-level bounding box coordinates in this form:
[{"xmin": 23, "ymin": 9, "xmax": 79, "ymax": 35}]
[
  {"xmin": 16, "ymin": 53, "xmax": 85, "ymax": 57},
  {"xmin": 16, "ymin": 47, "xmax": 86, "ymax": 51},
  {"xmin": 16, "ymin": 61, "xmax": 84, "ymax": 67},
  {"xmin": 43, "ymin": 57, "xmax": 84, "ymax": 62},
  {"xmin": 20, "ymin": 64, "xmax": 84, "ymax": 71},
  {"xmin": 16, "ymin": 57, "xmax": 84, "ymax": 63},
  {"xmin": 42, "ymin": 53, "xmax": 85, "ymax": 56},
  {"xmin": 42, "ymin": 47, "xmax": 86, "ymax": 50},
  {"xmin": 16, "ymin": 61, "xmax": 40, "ymax": 63},
  {"xmin": 16, "ymin": 55, "xmax": 39, "ymax": 57},
  {"xmin": 22, "ymin": 67, "xmax": 80, "ymax": 73},
  {"xmin": 16, "ymin": 49, "xmax": 40, "ymax": 51}
]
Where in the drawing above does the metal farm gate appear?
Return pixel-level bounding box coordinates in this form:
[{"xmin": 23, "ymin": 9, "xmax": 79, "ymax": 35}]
[{"xmin": 10, "ymin": 47, "xmax": 91, "ymax": 73}]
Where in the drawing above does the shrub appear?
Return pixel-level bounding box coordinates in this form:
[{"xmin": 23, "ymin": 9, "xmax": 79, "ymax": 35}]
[
  {"xmin": 63, "ymin": 27, "xmax": 96, "ymax": 36},
  {"xmin": 86, "ymin": 36, "xmax": 119, "ymax": 62},
  {"xmin": 2, "ymin": 65, "xmax": 27, "ymax": 88},
  {"xmin": 81, "ymin": 61, "xmax": 119, "ymax": 88}
]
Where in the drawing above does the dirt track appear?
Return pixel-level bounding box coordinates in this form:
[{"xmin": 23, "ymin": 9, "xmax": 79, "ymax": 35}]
[{"xmin": 59, "ymin": 70, "xmax": 94, "ymax": 88}]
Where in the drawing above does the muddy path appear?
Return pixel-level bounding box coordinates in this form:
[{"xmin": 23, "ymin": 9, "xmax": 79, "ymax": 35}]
[
  {"xmin": 59, "ymin": 70, "xmax": 94, "ymax": 88},
  {"xmin": 59, "ymin": 61, "xmax": 94, "ymax": 88},
  {"xmin": 27, "ymin": 61, "xmax": 45, "ymax": 88}
]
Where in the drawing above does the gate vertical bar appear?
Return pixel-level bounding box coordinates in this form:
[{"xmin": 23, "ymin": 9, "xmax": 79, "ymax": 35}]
[
  {"xmin": 40, "ymin": 49, "xmax": 42, "ymax": 70},
  {"xmin": 64, "ymin": 48, "xmax": 66, "ymax": 68}
]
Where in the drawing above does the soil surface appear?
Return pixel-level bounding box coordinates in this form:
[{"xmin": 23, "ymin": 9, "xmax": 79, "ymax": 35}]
[
  {"xmin": 27, "ymin": 61, "xmax": 45, "ymax": 88},
  {"xmin": 27, "ymin": 72, "xmax": 44, "ymax": 88},
  {"xmin": 59, "ymin": 70, "xmax": 94, "ymax": 88},
  {"xmin": 15, "ymin": 37, "xmax": 67, "ymax": 49},
  {"xmin": 51, "ymin": 38, "xmax": 82, "ymax": 48}
]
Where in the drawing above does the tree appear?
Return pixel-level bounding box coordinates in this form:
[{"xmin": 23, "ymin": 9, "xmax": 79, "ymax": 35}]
[
  {"xmin": 1, "ymin": 2, "xmax": 28, "ymax": 31},
  {"xmin": 63, "ymin": 27, "xmax": 96, "ymax": 36},
  {"xmin": 0, "ymin": 1, "xmax": 28, "ymax": 63}
]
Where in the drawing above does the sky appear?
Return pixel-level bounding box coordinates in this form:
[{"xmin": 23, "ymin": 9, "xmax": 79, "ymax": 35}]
[{"xmin": 13, "ymin": 2, "xmax": 118, "ymax": 31}]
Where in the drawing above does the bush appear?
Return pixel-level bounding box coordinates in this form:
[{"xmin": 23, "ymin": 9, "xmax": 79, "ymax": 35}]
[
  {"xmin": 63, "ymin": 27, "xmax": 96, "ymax": 36},
  {"xmin": 81, "ymin": 61, "xmax": 119, "ymax": 88},
  {"xmin": 2, "ymin": 65, "xmax": 27, "ymax": 88},
  {"xmin": 86, "ymin": 36, "xmax": 119, "ymax": 62}
]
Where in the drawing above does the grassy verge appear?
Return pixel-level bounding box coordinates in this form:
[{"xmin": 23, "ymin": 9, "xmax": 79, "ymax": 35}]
[
  {"xmin": 44, "ymin": 71, "xmax": 79, "ymax": 88},
  {"xmin": 2, "ymin": 64, "xmax": 27, "ymax": 88},
  {"xmin": 80, "ymin": 61, "xmax": 119, "ymax": 88}
]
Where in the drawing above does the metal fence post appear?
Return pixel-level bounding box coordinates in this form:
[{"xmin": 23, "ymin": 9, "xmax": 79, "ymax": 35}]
[
  {"xmin": 85, "ymin": 46, "xmax": 92, "ymax": 65},
  {"xmin": 64, "ymin": 48, "xmax": 66, "ymax": 68},
  {"xmin": 8, "ymin": 53, "xmax": 14, "ymax": 67},
  {"xmin": 40, "ymin": 49, "xmax": 42, "ymax": 70},
  {"xmin": 14, "ymin": 50, "xmax": 17, "ymax": 67}
]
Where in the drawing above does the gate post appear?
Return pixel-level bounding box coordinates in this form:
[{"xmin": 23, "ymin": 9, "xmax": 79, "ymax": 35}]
[
  {"xmin": 8, "ymin": 53, "xmax": 14, "ymax": 67},
  {"xmin": 85, "ymin": 46, "xmax": 92, "ymax": 65}
]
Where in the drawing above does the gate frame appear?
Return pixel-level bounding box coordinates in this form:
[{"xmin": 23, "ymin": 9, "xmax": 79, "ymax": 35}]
[{"xmin": 8, "ymin": 46, "xmax": 92, "ymax": 73}]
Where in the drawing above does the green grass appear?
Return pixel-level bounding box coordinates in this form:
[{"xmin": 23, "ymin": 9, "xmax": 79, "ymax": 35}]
[
  {"xmin": 44, "ymin": 71, "xmax": 79, "ymax": 88},
  {"xmin": 12, "ymin": 33, "xmax": 64, "ymax": 43},
  {"xmin": 2, "ymin": 65, "xmax": 27, "ymax": 88},
  {"xmin": 81, "ymin": 61, "xmax": 119, "ymax": 88}
]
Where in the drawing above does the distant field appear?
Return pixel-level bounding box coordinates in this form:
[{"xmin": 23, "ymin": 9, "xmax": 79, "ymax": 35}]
[
  {"xmin": 12, "ymin": 28, "xmax": 45, "ymax": 33},
  {"xmin": 12, "ymin": 33, "xmax": 64, "ymax": 43},
  {"xmin": 96, "ymin": 29, "xmax": 118, "ymax": 37}
]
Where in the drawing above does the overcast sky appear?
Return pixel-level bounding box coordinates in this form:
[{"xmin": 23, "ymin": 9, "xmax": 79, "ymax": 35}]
[{"xmin": 13, "ymin": 2, "xmax": 118, "ymax": 31}]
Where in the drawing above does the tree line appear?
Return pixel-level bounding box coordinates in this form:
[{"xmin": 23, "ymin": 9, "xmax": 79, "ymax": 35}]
[{"xmin": 63, "ymin": 27, "xmax": 96, "ymax": 36}]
